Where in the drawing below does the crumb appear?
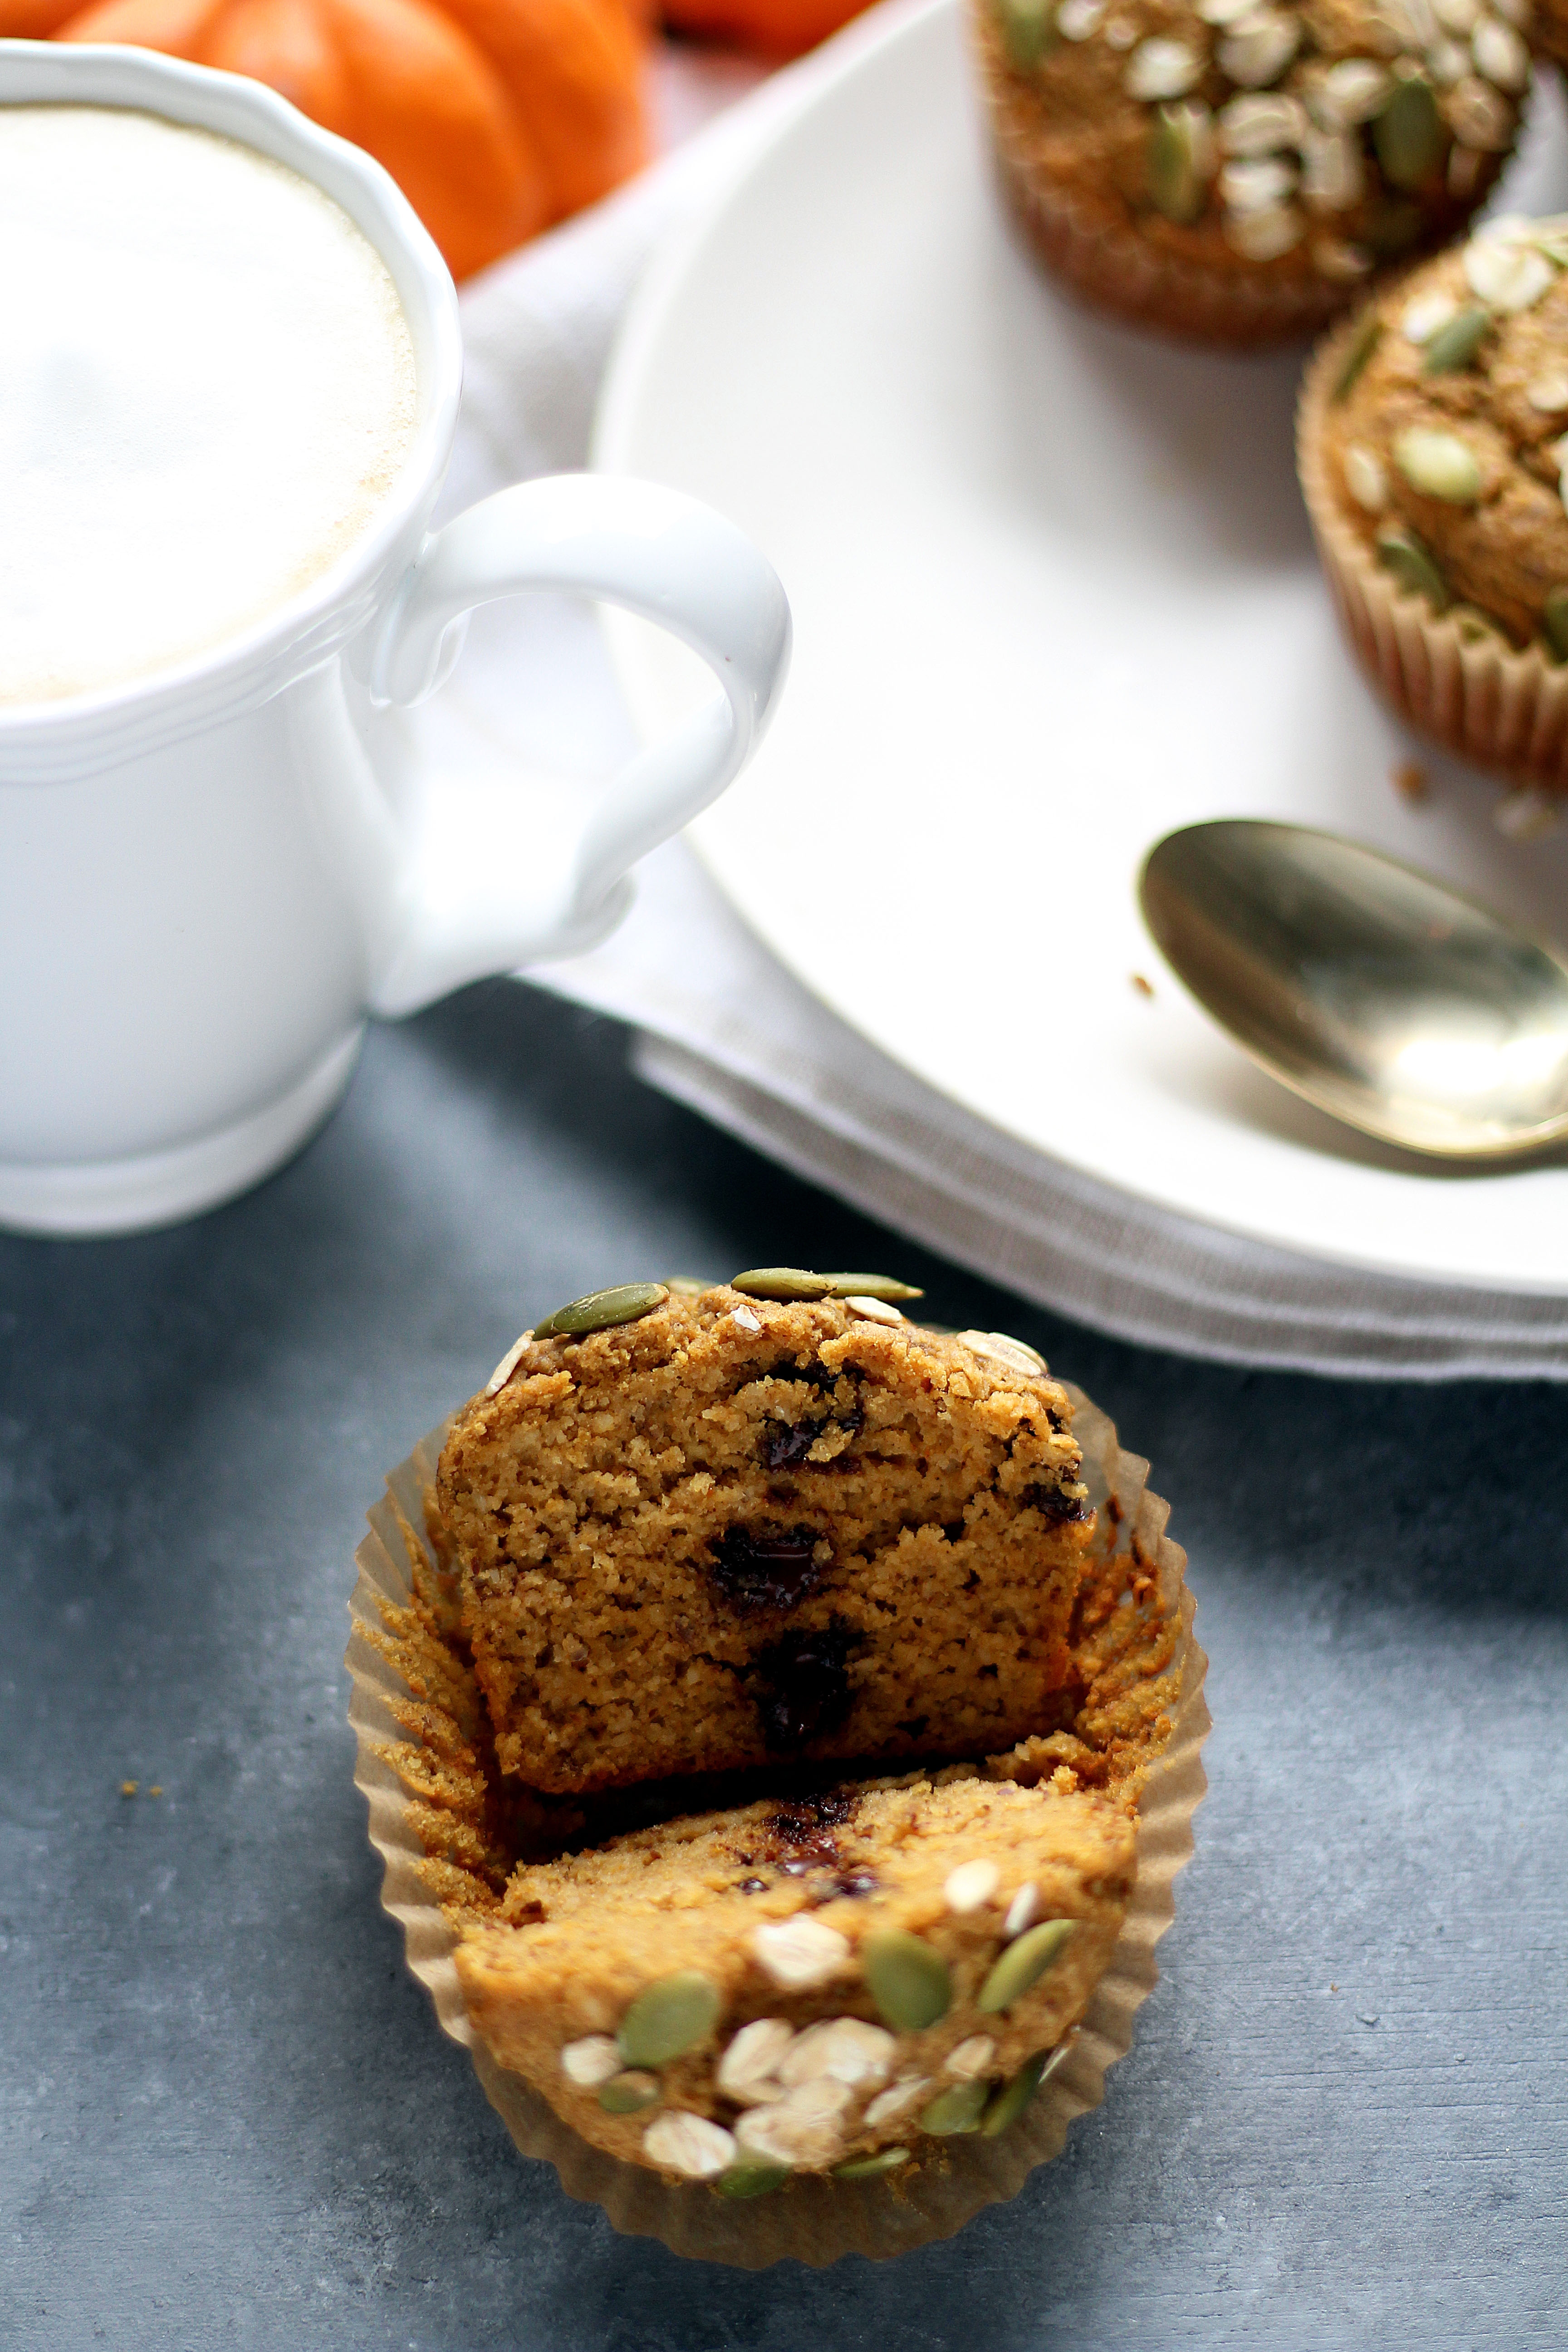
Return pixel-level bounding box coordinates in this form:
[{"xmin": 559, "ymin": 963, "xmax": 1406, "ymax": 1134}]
[
  {"xmin": 119, "ymin": 1781, "xmax": 138, "ymax": 1798},
  {"xmin": 1130, "ymin": 973, "xmax": 1155, "ymax": 999},
  {"xmin": 1494, "ymin": 789, "xmax": 1559, "ymax": 842},
  {"xmin": 1391, "ymin": 759, "xmax": 1427, "ymax": 803},
  {"xmin": 148, "ymin": 1786, "xmax": 163, "ymax": 1798}
]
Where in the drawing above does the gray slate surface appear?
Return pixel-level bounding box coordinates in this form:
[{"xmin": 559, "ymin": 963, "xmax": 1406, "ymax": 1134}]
[{"xmin": 2, "ymin": 981, "xmax": 1565, "ymax": 2350}]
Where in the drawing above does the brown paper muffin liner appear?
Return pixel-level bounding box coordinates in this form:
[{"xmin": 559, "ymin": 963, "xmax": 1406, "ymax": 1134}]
[
  {"xmin": 1299, "ymin": 314, "xmax": 1568, "ymax": 793},
  {"xmin": 990, "ymin": 137, "xmax": 1349, "ymax": 350},
  {"xmin": 345, "ymin": 1387, "xmax": 1210, "ymax": 2268}
]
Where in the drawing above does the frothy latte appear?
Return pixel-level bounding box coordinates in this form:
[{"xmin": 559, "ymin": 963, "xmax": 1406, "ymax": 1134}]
[{"xmin": 0, "ymin": 106, "xmax": 418, "ymax": 705}]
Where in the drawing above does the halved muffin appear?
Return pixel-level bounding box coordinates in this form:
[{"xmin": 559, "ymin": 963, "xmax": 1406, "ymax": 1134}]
[{"xmin": 436, "ymin": 1279, "xmax": 1093, "ymax": 1795}]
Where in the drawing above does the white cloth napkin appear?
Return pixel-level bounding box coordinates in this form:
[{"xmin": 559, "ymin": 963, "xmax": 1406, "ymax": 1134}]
[{"xmin": 448, "ymin": 44, "xmax": 1568, "ymax": 1382}]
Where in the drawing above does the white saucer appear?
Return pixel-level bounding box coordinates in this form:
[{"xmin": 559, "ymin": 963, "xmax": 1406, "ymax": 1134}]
[{"xmin": 596, "ymin": 0, "xmax": 1568, "ymax": 1300}]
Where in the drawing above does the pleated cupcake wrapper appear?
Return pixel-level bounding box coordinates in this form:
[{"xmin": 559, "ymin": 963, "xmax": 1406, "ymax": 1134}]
[
  {"xmin": 1299, "ymin": 312, "xmax": 1568, "ymax": 794},
  {"xmin": 345, "ymin": 1387, "xmax": 1210, "ymax": 2268}
]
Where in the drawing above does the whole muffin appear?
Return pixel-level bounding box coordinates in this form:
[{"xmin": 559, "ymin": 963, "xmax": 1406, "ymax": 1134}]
[
  {"xmin": 970, "ymin": 0, "xmax": 1531, "ymax": 345},
  {"xmin": 1298, "ymin": 212, "xmax": 1568, "ymax": 789}
]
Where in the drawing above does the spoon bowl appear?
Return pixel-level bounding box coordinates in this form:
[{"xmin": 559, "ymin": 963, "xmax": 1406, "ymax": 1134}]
[{"xmin": 1139, "ymin": 820, "xmax": 1568, "ymax": 1160}]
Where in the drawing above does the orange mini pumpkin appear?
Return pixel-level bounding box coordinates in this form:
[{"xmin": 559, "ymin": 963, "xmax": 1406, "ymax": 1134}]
[
  {"xmin": 3, "ymin": 0, "xmax": 649, "ymax": 278},
  {"xmin": 661, "ymin": 0, "xmax": 867, "ymax": 60}
]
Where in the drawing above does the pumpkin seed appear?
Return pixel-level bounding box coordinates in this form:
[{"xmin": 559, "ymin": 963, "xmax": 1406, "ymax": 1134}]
[
  {"xmin": 819, "ymin": 1272, "xmax": 925, "ymax": 1301},
  {"xmin": 1450, "ymin": 603, "xmax": 1507, "ymax": 645},
  {"xmin": 918, "ymin": 2079, "xmax": 990, "ymax": 2135},
  {"xmin": 980, "ymin": 2049, "xmax": 1051, "ymax": 2136},
  {"xmin": 833, "ymin": 2146, "xmax": 912, "ymax": 2179},
  {"xmin": 1393, "ymin": 427, "xmax": 1482, "ymax": 503},
  {"xmin": 861, "ymin": 1931, "xmax": 952, "ymax": 2031},
  {"xmin": 617, "ymin": 1970, "xmax": 722, "ymax": 2068},
  {"xmin": 1373, "ymin": 78, "xmax": 1445, "ymax": 192},
  {"xmin": 533, "ymin": 1282, "xmax": 669, "ymax": 1340},
  {"xmin": 1422, "ymin": 304, "xmax": 1491, "ymax": 372},
  {"xmin": 1376, "ymin": 525, "xmax": 1450, "ymax": 611},
  {"xmin": 1148, "ymin": 105, "xmax": 1207, "ymax": 224},
  {"xmin": 995, "ymin": 0, "xmax": 1056, "ymax": 70},
  {"xmin": 730, "ymin": 1268, "xmax": 836, "ymax": 1300},
  {"xmin": 976, "ymin": 1918, "xmax": 1077, "ymax": 2013},
  {"xmin": 1542, "ymin": 588, "xmax": 1568, "ymax": 661},
  {"xmin": 1332, "ymin": 311, "xmax": 1382, "ymax": 402},
  {"xmin": 598, "ymin": 2070, "xmax": 662, "ymax": 2115},
  {"xmin": 664, "ymin": 1275, "xmax": 709, "ymax": 1296},
  {"xmin": 718, "ymin": 2158, "xmax": 792, "ymax": 2198}
]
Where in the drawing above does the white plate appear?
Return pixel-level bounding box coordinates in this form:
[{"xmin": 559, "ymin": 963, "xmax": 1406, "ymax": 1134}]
[{"xmin": 596, "ymin": 0, "xmax": 1568, "ymax": 1296}]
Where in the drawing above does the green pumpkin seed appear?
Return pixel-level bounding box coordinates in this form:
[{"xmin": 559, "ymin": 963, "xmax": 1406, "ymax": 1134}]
[
  {"xmin": 981, "ymin": 2049, "xmax": 1051, "ymax": 2136},
  {"xmin": 976, "ymin": 1918, "xmax": 1077, "ymax": 2013},
  {"xmin": 995, "ymin": 0, "xmax": 1056, "ymax": 71},
  {"xmin": 730, "ymin": 1267, "xmax": 836, "ymax": 1300},
  {"xmin": 918, "ymin": 2079, "xmax": 990, "ymax": 2136},
  {"xmin": 818, "ymin": 1273, "xmax": 925, "ymax": 1302},
  {"xmin": 1373, "ymin": 77, "xmax": 1445, "ymax": 192},
  {"xmin": 1331, "ymin": 311, "xmax": 1382, "ymax": 403},
  {"xmin": 1375, "ymin": 525, "xmax": 1450, "ymax": 613},
  {"xmin": 1450, "ymin": 603, "xmax": 1508, "ymax": 646},
  {"xmin": 1543, "ymin": 588, "xmax": 1568, "ymax": 662},
  {"xmin": 833, "ymin": 2146, "xmax": 912, "ymax": 2179},
  {"xmin": 598, "ymin": 2070, "xmax": 661, "ymax": 2115},
  {"xmin": 718, "ymin": 2158, "xmax": 792, "ymax": 2198},
  {"xmin": 534, "ymin": 1282, "xmax": 669, "ymax": 1340},
  {"xmin": 617, "ymin": 1970, "xmax": 722, "ymax": 2068},
  {"xmin": 861, "ymin": 1932, "xmax": 952, "ymax": 2032},
  {"xmin": 1147, "ymin": 105, "xmax": 1206, "ymax": 226},
  {"xmin": 1393, "ymin": 427, "xmax": 1482, "ymax": 504},
  {"xmin": 1422, "ymin": 304, "xmax": 1491, "ymax": 374}
]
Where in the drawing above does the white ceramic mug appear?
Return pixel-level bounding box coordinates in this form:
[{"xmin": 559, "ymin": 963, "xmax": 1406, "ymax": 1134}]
[{"xmin": 0, "ymin": 41, "xmax": 790, "ymax": 1238}]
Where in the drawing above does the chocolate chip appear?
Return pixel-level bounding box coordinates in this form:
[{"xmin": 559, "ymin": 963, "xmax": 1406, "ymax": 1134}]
[
  {"xmin": 1024, "ymin": 1481, "xmax": 1091, "ymax": 1524},
  {"xmin": 833, "ymin": 1870, "xmax": 878, "ymax": 1899},
  {"xmin": 708, "ymin": 1524, "xmax": 826, "ymax": 1612},
  {"xmin": 762, "ymin": 1421, "xmax": 821, "ymax": 1469},
  {"xmin": 737, "ymin": 1877, "xmax": 768, "ymax": 1895},
  {"xmin": 750, "ymin": 1625, "xmax": 856, "ymax": 1749},
  {"xmin": 767, "ymin": 1790, "xmax": 855, "ymax": 1837}
]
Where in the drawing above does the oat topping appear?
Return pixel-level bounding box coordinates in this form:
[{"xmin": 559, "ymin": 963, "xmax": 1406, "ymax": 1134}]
[
  {"xmin": 751, "ymin": 1916, "xmax": 853, "ymax": 1990},
  {"xmin": 642, "ymin": 2111, "xmax": 736, "ymax": 2179},
  {"xmin": 944, "ymin": 1858, "xmax": 1004, "ymax": 1913},
  {"xmin": 1319, "ymin": 215, "xmax": 1568, "ymax": 657},
  {"xmin": 982, "ymin": 0, "xmax": 1529, "ymax": 286},
  {"xmin": 716, "ymin": 2015, "xmax": 796, "ymax": 2101},
  {"xmin": 1004, "ymin": 1882, "xmax": 1041, "ymax": 1936},
  {"xmin": 559, "ymin": 2034, "xmax": 621, "ymax": 2086}
]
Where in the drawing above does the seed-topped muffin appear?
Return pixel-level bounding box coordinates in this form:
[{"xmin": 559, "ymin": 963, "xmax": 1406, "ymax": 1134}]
[
  {"xmin": 436, "ymin": 1274, "xmax": 1093, "ymax": 1796},
  {"xmin": 1299, "ymin": 212, "xmax": 1568, "ymax": 789},
  {"xmin": 970, "ymin": 0, "xmax": 1530, "ymax": 346},
  {"xmin": 456, "ymin": 1771, "xmax": 1136, "ymax": 2185}
]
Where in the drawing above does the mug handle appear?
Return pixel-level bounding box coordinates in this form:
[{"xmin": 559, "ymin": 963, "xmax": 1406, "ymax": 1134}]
[{"xmin": 363, "ymin": 472, "xmax": 791, "ymax": 1018}]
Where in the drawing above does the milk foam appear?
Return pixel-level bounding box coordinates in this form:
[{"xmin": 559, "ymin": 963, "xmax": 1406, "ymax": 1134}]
[{"xmin": 0, "ymin": 107, "xmax": 418, "ymax": 705}]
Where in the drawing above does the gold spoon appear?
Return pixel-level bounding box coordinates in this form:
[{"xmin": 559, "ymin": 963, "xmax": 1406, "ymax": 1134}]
[{"xmin": 1138, "ymin": 819, "xmax": 1568, "ymax": 1160}]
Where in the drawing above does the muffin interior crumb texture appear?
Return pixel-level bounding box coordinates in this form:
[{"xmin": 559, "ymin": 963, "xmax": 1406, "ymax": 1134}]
[{"xmin": 438, "ymin": 1288, "xmax": 1093, "ymax": 1796}]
